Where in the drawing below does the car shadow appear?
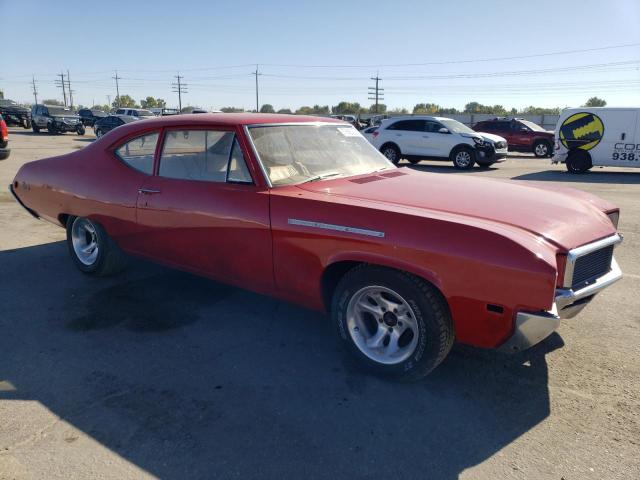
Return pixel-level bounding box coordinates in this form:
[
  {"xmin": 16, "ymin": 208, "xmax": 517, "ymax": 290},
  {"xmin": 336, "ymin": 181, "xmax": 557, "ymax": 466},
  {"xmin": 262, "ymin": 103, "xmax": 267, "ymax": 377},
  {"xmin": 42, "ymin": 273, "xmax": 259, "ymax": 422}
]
[
  {"xmin": 0, "ymin": 241, "xmax": 557, "ymax": 479},
  {"xmin": 405, "ymin": 162, "xmax": 501, "ymax": 173},
  {"xmin": 513, "ymin": 169, "xmax": 640, "ymax": 184}
]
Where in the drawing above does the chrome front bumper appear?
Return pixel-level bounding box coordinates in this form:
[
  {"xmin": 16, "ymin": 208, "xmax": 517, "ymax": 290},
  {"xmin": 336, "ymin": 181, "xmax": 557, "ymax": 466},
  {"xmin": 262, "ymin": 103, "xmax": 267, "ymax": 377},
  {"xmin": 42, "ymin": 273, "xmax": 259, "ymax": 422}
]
[{"xmin": 498, "ymin": 257, "xmax": 622, "ymax": 353}]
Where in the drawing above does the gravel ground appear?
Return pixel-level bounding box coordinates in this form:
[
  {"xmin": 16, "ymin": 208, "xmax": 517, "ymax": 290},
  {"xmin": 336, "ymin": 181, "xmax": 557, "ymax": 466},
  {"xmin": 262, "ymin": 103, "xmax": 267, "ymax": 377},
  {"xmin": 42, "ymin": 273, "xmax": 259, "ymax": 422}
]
[{"xmin": 0, "ymin": 128, "xmax": 638, "ymax": 480}]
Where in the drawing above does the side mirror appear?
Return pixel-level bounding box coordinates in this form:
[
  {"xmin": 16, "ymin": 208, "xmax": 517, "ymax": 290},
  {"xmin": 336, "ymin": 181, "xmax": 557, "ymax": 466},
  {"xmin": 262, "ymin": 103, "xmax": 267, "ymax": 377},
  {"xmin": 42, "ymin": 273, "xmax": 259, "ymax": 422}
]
[{"xmin": 438, "ymin": 127, "xmax": 450, "ymax": 134}]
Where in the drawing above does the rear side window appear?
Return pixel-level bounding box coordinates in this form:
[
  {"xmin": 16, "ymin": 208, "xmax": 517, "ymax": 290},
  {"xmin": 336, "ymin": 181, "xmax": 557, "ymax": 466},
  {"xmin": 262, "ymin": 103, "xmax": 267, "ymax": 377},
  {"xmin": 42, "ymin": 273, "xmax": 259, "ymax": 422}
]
[
  {"xmin": 387, "ymin": 120, "xmax": 425, "ymax": 132},
  {"xmin": 159, "ymin": 130, "xmax": 234, "ymax": 182},
  {"xmin": 114, "ymin": 132, "xmax": 158, "ymax": 174}
]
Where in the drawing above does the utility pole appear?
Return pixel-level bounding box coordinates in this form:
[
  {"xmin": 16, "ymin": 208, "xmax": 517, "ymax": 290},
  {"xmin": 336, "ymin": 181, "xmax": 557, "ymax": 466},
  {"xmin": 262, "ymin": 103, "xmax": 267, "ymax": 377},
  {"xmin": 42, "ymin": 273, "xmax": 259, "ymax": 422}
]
[
  {"xmin": 112, "ymin": 70, "xmax": 121, "ymax": 108},
  {"xmin": 253, "ymin": 65, "xmax": 262, "ymax": 112},
  {"xmin": 172, "ymin": 73, "xmax": 187, "ymax": 111},
  {"xmin": 368, "ymin": 73, "xmax": 384, "ymax": 114},
  {"xmin": 55, "ymin": 72, "xmax": 67, "ymax": 106},
  {"xmin": 31, "ymin": 76, "xmax": 38, "ymax": 105},
  {"xmin": 106, "ymin": 95, "xmax": 111, "ymax": 110},
  {"xmin": 66, "ymin": 70, "xmax": 74, "ymax": 109}
]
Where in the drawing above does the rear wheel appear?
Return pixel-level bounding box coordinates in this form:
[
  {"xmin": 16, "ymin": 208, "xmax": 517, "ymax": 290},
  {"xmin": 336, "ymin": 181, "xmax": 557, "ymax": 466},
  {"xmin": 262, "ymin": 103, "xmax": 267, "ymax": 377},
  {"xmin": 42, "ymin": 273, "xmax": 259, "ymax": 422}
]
[
  {"xmin": 332, "ymin": 265, "xmax": 454, "ymax": 381},
  {"xmin": 408, "ymin": 158, "xmax": 421, "ymax": 165},
  {"xmin": 380, "ymin": 143, "xmax": 401, "ymax": 165},
  {"xmin": 67, "ymin": 216, "xmax": 128, "ymax": 276},
  {"xmin": 451, "ymin": 146, "xmax": 476, "ymax": 170},
  {"xmin": 566, "ymin": 150, "xmax": 592, "ymax": 173},
  {"xmin": 533, "ymin": 140, "xmax": 551, "ymax": 158}
]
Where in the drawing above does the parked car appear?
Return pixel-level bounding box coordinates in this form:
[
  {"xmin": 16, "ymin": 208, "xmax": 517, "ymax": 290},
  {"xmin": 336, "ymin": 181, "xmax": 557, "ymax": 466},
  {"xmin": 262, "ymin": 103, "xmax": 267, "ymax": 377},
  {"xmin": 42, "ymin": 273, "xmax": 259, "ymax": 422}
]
[
  {"xmin": 31, "ymin": 105, "xmax": 85, "ymax": 135},
  {"xmin": 0, "ymin": 114, "xmax": 10, "ymax": 160},
  {"xmin": 552, "ymin": 107, "xmax": 640, "ymax": 173},
  {"xmin": 0, "ymin": 99, "xmax": 31, "ymax": 128},
  {"xmin": 10, "ymin": 113, "xmax": 622, "ymax": 380},
  {"xmin": 114, "ymin": 108, "xmax": 156, "ymax": 119},
  {"xmin": 78, "ymin": 108, "xmax": 108, "ymax": 127},
  {"xmin": 473, "ymin": 117, "xmax": 555, "ymax": 158},
  {"xmin": 93, "ymin": 115, "xmax": 140, "ymax": 138},
  {"xmin": 361, "ymin": 125, "xmax": 379, "ymax": 142},
  {"xmin": 370, "ymin": 115, "xmax": 508, "ymax": 169}
]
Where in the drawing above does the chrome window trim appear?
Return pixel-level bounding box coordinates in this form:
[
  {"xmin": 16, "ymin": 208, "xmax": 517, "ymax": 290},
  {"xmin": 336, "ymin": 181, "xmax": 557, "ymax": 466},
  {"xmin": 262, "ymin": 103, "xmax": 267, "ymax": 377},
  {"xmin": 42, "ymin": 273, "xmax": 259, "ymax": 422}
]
[
  {"xmin": 562, "ymin": 233, "xmax": 622, "ymax": 288},
  {"xmin": 288, "ymin": 218, "xmax": 385, "ymax": 238}
]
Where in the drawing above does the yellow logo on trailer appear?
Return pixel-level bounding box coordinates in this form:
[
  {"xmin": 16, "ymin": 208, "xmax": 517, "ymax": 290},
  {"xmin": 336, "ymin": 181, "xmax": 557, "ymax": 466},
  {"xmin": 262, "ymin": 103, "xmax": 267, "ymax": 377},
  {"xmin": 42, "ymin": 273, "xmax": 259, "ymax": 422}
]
[{"xmin": 559, "ymin": 112, "xmax": 604, "ymax": 151}]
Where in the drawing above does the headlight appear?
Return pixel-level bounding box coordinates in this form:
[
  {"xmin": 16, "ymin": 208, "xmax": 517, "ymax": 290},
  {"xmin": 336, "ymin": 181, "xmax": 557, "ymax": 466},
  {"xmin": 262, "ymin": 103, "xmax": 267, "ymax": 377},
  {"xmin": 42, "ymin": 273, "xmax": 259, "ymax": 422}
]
[
  {"xmin": 472, "ymin": 137, "xmax": 484, "ymax": 146},
  {"xmin": 607, "ymin": 211, "xmax": 619, "ymax": 229}
]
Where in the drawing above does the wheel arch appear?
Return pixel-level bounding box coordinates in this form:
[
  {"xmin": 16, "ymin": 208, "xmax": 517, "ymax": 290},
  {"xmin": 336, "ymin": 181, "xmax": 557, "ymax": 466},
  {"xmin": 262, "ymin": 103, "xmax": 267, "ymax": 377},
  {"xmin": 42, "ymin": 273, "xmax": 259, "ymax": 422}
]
[{"xmin": 379, "ymin": 141, "xmax": 400, "ymax": 153}]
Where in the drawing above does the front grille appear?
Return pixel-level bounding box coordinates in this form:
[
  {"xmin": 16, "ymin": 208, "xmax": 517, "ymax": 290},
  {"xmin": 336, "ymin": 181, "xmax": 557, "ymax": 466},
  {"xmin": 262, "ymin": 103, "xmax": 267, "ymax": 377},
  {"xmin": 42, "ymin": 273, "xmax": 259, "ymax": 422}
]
[{"xmin": 571, "ymin": 245, "xmax": 614, "ymax": 289}]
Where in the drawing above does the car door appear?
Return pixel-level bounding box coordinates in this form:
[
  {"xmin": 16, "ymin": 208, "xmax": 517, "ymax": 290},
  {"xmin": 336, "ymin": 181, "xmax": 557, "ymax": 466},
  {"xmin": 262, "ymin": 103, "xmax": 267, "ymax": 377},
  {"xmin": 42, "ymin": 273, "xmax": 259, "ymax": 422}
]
[
  {"xmin": 510, "ymin": 121, "xmax": 531, "ymax": 148},
  {"xmin": 135, "ymin": 127, "xmax": 274, "ymax": 293},
  {"xmin": 34, "ymin": 106, "xmax": 48, "ymax": 128},
  {"xmin": 387, "ymin": 120, "xmax": 428, "ymax": 156},
  {"xmin": 423, "ymin": 120, "xmax": 455, "ymax": 158},
  {"xmin": 597, "ymin": 109, "xmax": 638, "ymax": 166}
]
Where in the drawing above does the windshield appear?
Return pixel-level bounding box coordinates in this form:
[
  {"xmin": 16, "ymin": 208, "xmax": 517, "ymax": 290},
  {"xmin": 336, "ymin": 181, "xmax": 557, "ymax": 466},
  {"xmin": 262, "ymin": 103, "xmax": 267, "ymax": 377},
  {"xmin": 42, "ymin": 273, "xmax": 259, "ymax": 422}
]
[
  {"xmin": 47, "ymin": 106, "xmax": 76, "ymax": 116},
  {"xmin": 248, "ymin": 124, "xmax": 394, "ymax": 186},
  {"xmin": 519, "ymin": 120, "xmax": 547, "ymax": 132},
  {"xmin": 438, "ymin": 118, "xmax": 476, "ymax": 135}
]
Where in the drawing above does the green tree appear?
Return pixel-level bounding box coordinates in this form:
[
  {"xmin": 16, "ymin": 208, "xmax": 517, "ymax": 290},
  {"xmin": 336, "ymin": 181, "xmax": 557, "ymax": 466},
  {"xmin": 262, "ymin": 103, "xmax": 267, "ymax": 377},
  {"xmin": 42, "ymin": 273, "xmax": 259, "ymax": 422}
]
[
  {"xmin": 112, "ymin": 94, "xmax": 139, "ymax": 109},
  {"xmin": 296, "ymin": 106, "xmax": 314, "ymax": 115},
  {"xmin": 584, "ymin": 96, "xmax": 606, "ymax": 107},
  {"xmin": 277, "ymin": 108, "xmax": 292, "ymax": 114},
  {"xmin": 368, "ymin": 103, "xmax": 387, "ymax": 113},
  {"xmin": 43, "ymin": 99, "xmax": 64, "ymax": 106},
  {"xmin": 259, "ymin": 104, "xmax": 275, "ymax": 113},
  {"xmin": 221, "ymin": 106, "xmax": 244, "ymax": 113},
  {"xmin": 91, "ymin": 104, "xmax": 111, "ymax": 112},
  {"xmin": 520, "ymin": 106, "xmax": 561, "ymax": 115},
  {"xmin": 413, "ymin": 103, "xmax": 439, "ymax": 114},
  {"xmin": 388, "ymin": 107, "xmax": 409, "ymax": 114},
  {"xmin": 311, "ymin": 104, "xmax": 330, "ymax": 114},
  {"xmin": 140, "ymin": 96, "xmax": 165, "ymax": 109},
  {"xmin": 438, "ymin": 107, "xmax": 460, "ymax": 114},
  {"xmin": 332, "ymin": 102, "xmax": 364, "ymax": 115}
]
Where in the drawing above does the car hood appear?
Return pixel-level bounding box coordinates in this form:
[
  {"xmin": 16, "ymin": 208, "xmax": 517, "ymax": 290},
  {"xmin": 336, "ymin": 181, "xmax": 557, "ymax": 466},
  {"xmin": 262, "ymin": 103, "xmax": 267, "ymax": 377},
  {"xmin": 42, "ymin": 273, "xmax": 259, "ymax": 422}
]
[
  {"xmin": 51, "ymin": 115, "xmax": 80, "ymax": 121},
  {"xmin": 464, "ymin": 132, "xmax": 506, "ymax": 143},
  {"xmin": 297, "ymin": 168, "xmax": 616, "ymax": 251}
]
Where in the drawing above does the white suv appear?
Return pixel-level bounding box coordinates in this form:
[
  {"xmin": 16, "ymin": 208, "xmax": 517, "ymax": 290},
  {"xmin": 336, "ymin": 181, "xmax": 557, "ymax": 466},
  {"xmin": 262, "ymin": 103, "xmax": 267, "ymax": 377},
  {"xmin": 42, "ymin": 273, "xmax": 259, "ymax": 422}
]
[
  {"xmin": 114, "ymin": 108, "xmax": 156, "ymax": 119},
  {"xmin": 369, "ymin": 116, "xmax": 508, "ymax": 169}
]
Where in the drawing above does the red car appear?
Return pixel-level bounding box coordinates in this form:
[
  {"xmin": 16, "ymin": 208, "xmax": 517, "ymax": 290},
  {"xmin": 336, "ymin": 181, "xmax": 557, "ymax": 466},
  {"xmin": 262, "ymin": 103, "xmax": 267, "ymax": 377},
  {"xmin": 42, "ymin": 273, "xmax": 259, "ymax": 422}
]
[
  {"xmin": 10, "ymin": 113, "xmax": 622, "ymax": 380},
  {"xmin": 473, "ymin": 117, "xmax": 555, "ymax": 157},
  {"xmin": 0, "ymin": 114, "xmax": 10, "ymax": 160}
]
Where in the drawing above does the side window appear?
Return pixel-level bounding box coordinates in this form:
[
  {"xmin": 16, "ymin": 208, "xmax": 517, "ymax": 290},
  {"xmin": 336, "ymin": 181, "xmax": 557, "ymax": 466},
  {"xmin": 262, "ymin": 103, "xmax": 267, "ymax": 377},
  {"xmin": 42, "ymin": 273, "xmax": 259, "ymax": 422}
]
[
  {"xmin": 387, "ymin": 120, "xmax": 425, "ymax": 132},
  {"xmin": 116, "ymin": 109, "xmax": 125, "ymax": 115},
  {"xmin": 159, "ymin": 130, "xmax": 234, "ymax": 182},
  {"xmin": 227, "ymin": 139, "xmax": 253, "ymax": 183},
  {"xmin": 114, "ymin": 132, "xmax": 158, "ymax": 174},
  {"xmin": 425, "ymin": 121, "xmax": 444, "ymax": 133}
]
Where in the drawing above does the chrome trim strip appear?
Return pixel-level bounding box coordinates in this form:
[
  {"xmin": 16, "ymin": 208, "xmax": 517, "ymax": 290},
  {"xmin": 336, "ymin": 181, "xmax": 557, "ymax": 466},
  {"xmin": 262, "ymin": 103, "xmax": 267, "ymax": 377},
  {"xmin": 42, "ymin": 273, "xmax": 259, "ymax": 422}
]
[
  {"xmin": 562, "ymin": 234, "xmax": 623, "ymax": 288},
  {"xmin": 288, "ymin": 218, "xmax": 385, "ymax": 238},
  {"xmin": 556, "ymin": 257, "xmax": 622, "ymax": 310},
  {"xmin": 242, "ymin": 125, "xmax": 273, "ymax": 188}
]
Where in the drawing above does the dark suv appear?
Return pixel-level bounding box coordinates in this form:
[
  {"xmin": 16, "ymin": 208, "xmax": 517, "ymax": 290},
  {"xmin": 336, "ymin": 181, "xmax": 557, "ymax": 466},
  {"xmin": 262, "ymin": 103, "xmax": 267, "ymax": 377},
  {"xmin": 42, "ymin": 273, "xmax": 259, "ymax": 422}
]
[
  {"xmin": 472, "ymin": 118, "xmax": 554, "ymax": 157},
  {"xmin": 31, "ymin": 104, "xmax": 85, "ymax": 135},
  {"xmin": 0, "ymin": 99, "xmax": 31, "ymax": 128},
  {"xmin": 78, "ymin": 108, "xmax": 108, "ymax": 127}
]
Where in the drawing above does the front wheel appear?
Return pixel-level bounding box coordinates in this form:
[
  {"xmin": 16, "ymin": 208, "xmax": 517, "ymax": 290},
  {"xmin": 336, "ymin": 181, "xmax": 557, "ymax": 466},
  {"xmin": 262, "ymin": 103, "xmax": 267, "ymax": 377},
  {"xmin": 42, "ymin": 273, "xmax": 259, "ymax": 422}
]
[
  {"xmin": 332, "ymin": 265, "xmax": 454, "ymax": 381},
  {"xmin": 451, "ymin": 146, "xmax": 476, "ymax": 170},
  {"xmin": 67, "ymin": 216, "xmax": 128, "ymax": 276},
  {"xmin": 23, "ymin": 119, "xmax": 31, "ymax": 129},
  {"xmin": 32, "ymin": 124, "xmax": 40, "ymax": 133},
  {"xmin": 95, "ymin": 128, "xmax": 103, "ymax": 138},
  {"xmin": 566, "ymin": 150, "xmax": 592, "ymax": 174},
  {"xmin": 77, "ymin": 125, "xmax": 86, "ymax": 136},
  {"xmin": 533, "ymin": 140, "xmax": 551, "ymax": 158}
]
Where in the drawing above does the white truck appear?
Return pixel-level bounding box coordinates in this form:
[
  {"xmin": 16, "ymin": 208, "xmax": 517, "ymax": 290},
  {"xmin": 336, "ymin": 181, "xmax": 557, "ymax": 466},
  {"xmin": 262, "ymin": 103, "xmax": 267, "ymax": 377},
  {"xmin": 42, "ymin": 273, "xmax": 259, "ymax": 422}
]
[{"xmin": 552, "ymin": 107, "xmax": 639, "ymax": 173}]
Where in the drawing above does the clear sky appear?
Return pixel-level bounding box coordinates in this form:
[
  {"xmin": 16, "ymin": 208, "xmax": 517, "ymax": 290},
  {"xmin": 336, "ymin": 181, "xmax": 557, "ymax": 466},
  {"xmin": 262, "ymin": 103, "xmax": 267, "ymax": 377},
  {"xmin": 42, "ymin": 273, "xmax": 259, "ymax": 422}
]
[{"xmin": 1, "ymin": 0, "xmax": 639, "ymax": 111}]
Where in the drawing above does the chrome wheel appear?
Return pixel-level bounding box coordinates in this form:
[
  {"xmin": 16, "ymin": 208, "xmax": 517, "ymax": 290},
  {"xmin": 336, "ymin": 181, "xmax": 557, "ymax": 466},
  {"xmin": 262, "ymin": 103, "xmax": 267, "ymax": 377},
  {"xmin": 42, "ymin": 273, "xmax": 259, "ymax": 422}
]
[
  {"xmin": 383, "ymin": 147, "xmax": 397, "ymax": 162},
  {"xmin": 535, "ymin": 143, "xmax": 548, "ymax": 156},
  {"xmin": 71, "ymin": 218, "xmax": 99, "ymax": 266},
  {"xmin": 346, "ymin": 286, "xmax": 419, "ymax": 365},
  {"xmin": 455, "ymin": 150, "xmax": 472, "ymax": 167}
]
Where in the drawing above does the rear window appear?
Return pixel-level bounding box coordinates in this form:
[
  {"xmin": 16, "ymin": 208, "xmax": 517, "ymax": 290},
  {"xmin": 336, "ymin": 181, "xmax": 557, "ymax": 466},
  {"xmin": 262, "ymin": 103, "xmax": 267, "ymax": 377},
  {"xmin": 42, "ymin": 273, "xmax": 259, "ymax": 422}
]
[{"xmin": 114, "ymin": 133, "xmax": 158, "ymax": 174}]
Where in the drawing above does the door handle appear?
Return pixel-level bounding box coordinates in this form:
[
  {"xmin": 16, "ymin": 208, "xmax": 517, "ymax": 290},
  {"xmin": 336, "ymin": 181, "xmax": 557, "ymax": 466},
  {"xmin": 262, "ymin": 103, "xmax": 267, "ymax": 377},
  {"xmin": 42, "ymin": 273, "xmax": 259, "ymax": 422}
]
[
  {"xmin": 621, "ymin": 133, "xmax": 626, "ymax": 140},
  {"xmin": 422, "ymin": 135, "xmax": 429, "ymax": 138},
  {"xmin": 138, "ymin": 188, "xmax": 161, "ymax": 194}
]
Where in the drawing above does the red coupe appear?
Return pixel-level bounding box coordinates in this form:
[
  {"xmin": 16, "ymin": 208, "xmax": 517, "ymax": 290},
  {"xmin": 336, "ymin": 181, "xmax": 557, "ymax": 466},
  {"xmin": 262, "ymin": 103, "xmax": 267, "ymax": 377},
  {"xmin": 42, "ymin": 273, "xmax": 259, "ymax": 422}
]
[{"xmin": 10, "ymin": 113, "xmax": 623, "ymax": 380}]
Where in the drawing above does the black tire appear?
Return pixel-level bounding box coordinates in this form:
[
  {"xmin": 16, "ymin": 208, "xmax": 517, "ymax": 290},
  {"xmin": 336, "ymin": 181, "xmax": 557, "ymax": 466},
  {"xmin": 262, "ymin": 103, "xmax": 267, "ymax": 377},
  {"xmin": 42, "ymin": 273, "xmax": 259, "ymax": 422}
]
[
  {"xmin": 450, "ymin": 145, "xmax": 476, "ymax": 170},
  {"xmin": 476, "ymin": 160, "xmax": 495, "ymax": 169},
  {"xmin": 77, "ymin": 125, "xmax": 86, "ymax": 136},
  {"xmin": 32, "ymin": 124, "xmax": 40, "ymax": 133},
  {"xmin": 566, "ymin": 150, "xmax": 592, "ymax": 174},
  {"xmin": 380, "ymin": 143, "xmax": 401, "ymax": 165},
  {"xmin": 0, "ymin": 150, "xmax": 10, "ymax": 160},
  {"xmin": 95, "ymin": 128, "xmax": 103, "ymax": 138},
  {"xmin": 407, "ymin": 158, "xmax": 421, "ymax": 165},
  {"xmin": 533, "ymin": 140, "xmax": 551, "ymax": 158},
  {"xmin": 23, "ymin": 119, "xmax": 31, "ymax": 129},
  {"xmin": 48, "ymin": 124, "xmax": 58, "ymax": 134},
  {"xmin": 66, "ymin": 216, "xmax": 128, "ymax": 276},
  {"xmin": 332, "ymin": 265, "xmax": 454, "ymax": 381}
]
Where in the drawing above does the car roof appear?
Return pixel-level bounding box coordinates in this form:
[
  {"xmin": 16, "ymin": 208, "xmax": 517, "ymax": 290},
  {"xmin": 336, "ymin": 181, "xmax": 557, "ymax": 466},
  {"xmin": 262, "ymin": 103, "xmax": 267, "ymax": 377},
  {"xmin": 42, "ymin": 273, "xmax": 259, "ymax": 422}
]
[{"xmin": 113, "ymin": 113, "xmax": 346, "ymax": 129}]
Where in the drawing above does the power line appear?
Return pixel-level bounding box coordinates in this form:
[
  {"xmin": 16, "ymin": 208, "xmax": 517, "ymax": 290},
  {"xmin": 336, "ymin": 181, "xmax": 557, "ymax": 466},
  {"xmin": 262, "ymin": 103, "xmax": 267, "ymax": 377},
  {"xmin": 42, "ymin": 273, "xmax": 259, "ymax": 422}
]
[{"xmin": 172, "ymin": 73, "xmax": 188, "ymax": 111}]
